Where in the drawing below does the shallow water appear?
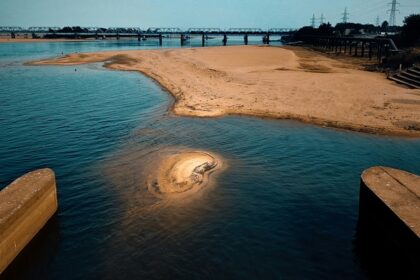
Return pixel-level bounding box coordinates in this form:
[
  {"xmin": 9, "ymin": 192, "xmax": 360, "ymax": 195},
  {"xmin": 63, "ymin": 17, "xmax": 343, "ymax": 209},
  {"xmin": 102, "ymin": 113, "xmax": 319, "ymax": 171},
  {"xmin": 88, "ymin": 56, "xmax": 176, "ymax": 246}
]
[{"xmin": 1, "ymin": 40, "xmax": 420, "ymax": 280}]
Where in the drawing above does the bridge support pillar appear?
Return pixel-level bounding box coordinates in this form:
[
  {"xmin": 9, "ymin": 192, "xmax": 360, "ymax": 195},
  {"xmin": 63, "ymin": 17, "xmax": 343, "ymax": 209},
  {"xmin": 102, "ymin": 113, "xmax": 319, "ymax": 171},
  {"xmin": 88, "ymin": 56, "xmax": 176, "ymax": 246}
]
[
  {"xmin": 202, "ymin": 33, "xmax": 205, "ymax": 47},
  {"xmin": 223, "ymin": 34, "xmax": 227, "ymax": 46},
  {"xmin": 117, "ymin": 33, "xmax": 120, "ymax": 40},
  {"xmin": 138, "ymin": 33, "xmax": 141, "ymax": 41},
  {"xmin": 181, "ymin": 34, "xmax": 187, "ymax": 46},
  {"xmin": 11, "ymin": 32, "xmax": 15, "ymax": 39},
  {"xmin": 159, "ymin": 34, "xmax": 163, "ymax": 46},
  {"xmin": 263, "ymin": 34, "xmax": 270, "ymax": 44},
  {"xmin": 244, "ymin": 34, "xmax": 248, "ymax": 45}
]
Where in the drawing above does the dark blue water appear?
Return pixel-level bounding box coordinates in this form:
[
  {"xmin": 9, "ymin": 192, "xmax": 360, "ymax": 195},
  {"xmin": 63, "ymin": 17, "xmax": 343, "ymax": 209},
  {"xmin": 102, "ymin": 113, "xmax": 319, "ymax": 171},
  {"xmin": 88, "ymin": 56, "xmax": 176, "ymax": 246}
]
[{"xmin": 1, "ymin": 40, "xmax": 419, "ymax": 280}]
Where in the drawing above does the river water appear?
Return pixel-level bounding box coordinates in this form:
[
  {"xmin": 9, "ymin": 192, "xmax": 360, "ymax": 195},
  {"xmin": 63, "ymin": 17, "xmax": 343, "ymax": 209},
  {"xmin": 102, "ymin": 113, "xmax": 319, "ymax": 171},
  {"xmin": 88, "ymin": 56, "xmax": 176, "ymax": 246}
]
[{"xmin": 0, "ymin": 38, "xmax": 419, "ymax": 280}]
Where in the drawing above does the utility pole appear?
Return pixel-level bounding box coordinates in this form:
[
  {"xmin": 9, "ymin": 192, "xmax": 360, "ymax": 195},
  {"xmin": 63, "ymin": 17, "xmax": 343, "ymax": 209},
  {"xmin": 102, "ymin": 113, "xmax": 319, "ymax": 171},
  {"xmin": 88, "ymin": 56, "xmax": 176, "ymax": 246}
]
[
  {"xmin": 319, "ymin": 14, "xmax": 325, "ymax": 25},
  {"xmin": 388, "ymin": 0, "xmax": 400, "ymax": 26},
  {"xmin": 310, "ymin": 14, "xmax": 316, "ymax": 28},
  {"xmin": 342, "ymin": 7, "xmax": 349, "ymax": 23}
]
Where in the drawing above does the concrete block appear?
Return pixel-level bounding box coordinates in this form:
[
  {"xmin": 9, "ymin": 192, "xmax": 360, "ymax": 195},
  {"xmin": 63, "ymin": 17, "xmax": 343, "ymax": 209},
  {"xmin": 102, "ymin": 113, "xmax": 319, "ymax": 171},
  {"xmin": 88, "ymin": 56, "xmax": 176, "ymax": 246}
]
[{"xmin": 0, "ymin": 168, "xmax": 58, "ymax": 274}]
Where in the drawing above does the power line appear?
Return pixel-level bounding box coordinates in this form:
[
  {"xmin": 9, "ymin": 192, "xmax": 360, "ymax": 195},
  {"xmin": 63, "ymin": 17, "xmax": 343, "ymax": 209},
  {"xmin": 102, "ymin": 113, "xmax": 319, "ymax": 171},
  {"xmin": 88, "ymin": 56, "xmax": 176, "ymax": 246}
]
[
  {"xmin": 342, "ymin": 7, "xmax": 349, "ymax": 23},
  {"xmin": 387, "ymin": 0, "xmax": 400, "ymax": 26}
]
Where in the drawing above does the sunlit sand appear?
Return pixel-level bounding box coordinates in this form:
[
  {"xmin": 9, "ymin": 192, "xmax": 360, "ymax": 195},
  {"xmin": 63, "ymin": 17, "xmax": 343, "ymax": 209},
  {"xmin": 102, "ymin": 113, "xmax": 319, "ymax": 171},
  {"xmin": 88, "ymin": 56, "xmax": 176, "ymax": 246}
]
[
  {"xmin": 32, "ymin": 45, "xmax": 420, "ymax": 136},
  {"xmin": 147, "ymin": 151, "xmax": 221, "ymax": 198}
]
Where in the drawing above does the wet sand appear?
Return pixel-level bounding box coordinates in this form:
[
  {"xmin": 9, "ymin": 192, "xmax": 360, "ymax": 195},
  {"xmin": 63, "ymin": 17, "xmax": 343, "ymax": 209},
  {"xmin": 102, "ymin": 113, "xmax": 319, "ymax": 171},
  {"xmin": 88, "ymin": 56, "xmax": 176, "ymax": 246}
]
[
  {"xmin": 31, "ymin": 45, "xmax": 420, "ymax": 136},
  {"xmin": 147, "ymin": 151, "xmax": 221, "ymax": 198}
]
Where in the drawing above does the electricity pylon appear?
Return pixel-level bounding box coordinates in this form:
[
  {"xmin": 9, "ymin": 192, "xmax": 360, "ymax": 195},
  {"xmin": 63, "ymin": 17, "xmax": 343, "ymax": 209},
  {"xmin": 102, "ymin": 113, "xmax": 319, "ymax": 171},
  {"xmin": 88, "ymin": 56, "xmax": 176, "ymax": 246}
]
[
  {"xmin": 310, "ymin": 14, "xmax": 316, "ymax": 28},
  {"xmin": 342, "ymin": 7, "xmax": 349, "ymax": 23},
  {"xmin": 319, "ymin": 14, "xmax": 325, "ymax": 25},
  {"xmin": 388, "ymin": 0, "xmax": 400, "ymax": 26}
]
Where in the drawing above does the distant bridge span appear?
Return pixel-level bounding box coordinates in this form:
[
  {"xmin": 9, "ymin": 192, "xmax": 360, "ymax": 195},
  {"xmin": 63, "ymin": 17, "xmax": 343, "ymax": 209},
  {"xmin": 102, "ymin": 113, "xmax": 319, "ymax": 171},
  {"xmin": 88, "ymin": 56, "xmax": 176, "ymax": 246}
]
[
  {"xmin": 0, "ymin": 26, "xmax": 297, "ymax": 45},
  {"xmin": 0, "ymin": 26, "xmax": 297, "ymax": 35}
]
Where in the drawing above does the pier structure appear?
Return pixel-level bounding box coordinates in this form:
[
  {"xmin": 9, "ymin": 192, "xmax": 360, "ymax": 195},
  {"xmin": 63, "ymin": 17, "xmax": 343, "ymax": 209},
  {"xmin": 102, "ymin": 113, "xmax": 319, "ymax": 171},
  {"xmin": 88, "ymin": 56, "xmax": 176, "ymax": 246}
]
[
  {"xmin": 302, "ymin": 36, "xmax": 399, "ymax": 62},
  {"xmin": 0, "ymin": 26, "xmax": 296, "ymax": 46}
]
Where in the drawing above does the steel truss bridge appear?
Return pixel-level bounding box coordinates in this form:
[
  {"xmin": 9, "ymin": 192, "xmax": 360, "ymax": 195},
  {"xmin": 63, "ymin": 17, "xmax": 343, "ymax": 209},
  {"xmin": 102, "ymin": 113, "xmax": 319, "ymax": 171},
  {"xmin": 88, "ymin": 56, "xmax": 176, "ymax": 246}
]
[
  {"xmin": 0, "ymin": 26, "xmax": 296, "ymax": 46},
  {"xmin": 0, "ymin": 26, "xmax": 296, "ymax": 35}
]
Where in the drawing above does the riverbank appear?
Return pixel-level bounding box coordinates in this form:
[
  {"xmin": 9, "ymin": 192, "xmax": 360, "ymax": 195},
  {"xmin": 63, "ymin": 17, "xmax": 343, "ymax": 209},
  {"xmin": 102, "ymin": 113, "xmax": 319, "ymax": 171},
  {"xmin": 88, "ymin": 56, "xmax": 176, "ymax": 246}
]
[
  {"xmin": 31, "ymin": 45, "xmax": 420, "ymax": 136},
  {"xmin": 0, "ymin": 38, "xmax": 97, "ymax": 43}
]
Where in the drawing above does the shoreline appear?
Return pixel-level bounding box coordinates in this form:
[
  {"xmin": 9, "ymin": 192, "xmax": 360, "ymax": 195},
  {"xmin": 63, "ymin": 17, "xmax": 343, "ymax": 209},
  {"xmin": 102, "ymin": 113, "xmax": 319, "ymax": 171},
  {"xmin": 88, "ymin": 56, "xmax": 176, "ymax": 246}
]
[
  {"xmin": 0, "ymin": 38, "xmax": 101, "ymax": 43},
  {"xmin": 30, "ymin": 45, "xmax": 420, "ymax": 137}
]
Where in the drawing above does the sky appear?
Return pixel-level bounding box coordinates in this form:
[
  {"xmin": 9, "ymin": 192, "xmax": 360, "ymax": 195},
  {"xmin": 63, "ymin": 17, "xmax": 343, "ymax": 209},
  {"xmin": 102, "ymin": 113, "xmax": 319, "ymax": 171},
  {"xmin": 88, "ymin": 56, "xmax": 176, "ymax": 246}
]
[{"xmin": 0, "ymin": 0, "xmax": 419, "ymax": 29}]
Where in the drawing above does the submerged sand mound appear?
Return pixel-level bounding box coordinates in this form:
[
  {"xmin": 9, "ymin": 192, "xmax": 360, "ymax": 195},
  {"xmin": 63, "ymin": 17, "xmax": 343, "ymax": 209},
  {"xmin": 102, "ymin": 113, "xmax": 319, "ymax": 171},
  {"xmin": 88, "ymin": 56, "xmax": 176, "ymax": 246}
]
[{"xmin": 147, "ymin": 151, "xmax": 222, "ymax": 198}]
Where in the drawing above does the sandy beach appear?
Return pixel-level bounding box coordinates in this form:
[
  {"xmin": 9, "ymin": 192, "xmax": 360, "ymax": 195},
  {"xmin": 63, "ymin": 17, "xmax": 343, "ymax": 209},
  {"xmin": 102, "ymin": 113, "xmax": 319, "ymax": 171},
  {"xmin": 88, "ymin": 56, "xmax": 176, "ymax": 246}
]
[{"xmin": 31, "ymin": 45, "xmax": 420, "ymax": 136}]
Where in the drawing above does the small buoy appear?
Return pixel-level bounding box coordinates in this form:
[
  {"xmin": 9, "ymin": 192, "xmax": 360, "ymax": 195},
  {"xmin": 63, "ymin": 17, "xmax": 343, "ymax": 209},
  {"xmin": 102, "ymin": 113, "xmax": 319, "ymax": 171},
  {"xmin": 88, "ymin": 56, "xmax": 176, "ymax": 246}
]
[{"xmin": 74, "ymin": 68, "xmax": 77, "ymax": 71}]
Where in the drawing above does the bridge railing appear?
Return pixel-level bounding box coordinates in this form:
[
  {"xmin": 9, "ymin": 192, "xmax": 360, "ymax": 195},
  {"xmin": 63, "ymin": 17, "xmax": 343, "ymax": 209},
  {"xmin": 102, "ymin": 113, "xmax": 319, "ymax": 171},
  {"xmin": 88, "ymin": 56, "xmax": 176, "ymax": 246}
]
[
  {"xmin": 146, "ymin": 27, "xmax": 183, "ymax": 34},
  {"xmin": 0, "ymin": 26, "xmax": 24, "ymax": 32},
  {"xmin": 188, "ymin": 28, "xmax": 221, "ymax": 34},
  {"xmin": 27, "ymin": 27, "xmax": 60, "ymax": 32}
]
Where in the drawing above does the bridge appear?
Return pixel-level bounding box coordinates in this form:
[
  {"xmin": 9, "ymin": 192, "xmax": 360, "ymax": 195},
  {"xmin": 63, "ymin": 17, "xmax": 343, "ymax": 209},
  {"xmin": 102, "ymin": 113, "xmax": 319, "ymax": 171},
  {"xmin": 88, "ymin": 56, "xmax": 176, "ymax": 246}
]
[{"xmin": 0, "ymin": 26, "xmax": 297, "ymax": 46}]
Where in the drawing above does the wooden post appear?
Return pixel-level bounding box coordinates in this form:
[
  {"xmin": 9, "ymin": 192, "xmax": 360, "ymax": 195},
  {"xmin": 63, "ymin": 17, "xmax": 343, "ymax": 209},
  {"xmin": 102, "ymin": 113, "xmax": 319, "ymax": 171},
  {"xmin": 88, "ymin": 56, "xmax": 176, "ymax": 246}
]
[
  {"xmin": 361, "ymin": 42, "xmax": 365, "ymax": 57},
  {"xmin": 355, "ymin": 41, "xmax": 358, "ymax": 56},
  {"xmin": 368, "ymin": 42, "xmax": 373, "ymax": 60},
  {"xmin": 344, "ymin": 40, "xmax": 347, "ymax": 53},
  {"xmin": 349, "ymin": 40, "xmax": 353, "ymax": 55},
  {"xmin": 377, "ymin": 42, "xmax": 382, "ymax": 62}
]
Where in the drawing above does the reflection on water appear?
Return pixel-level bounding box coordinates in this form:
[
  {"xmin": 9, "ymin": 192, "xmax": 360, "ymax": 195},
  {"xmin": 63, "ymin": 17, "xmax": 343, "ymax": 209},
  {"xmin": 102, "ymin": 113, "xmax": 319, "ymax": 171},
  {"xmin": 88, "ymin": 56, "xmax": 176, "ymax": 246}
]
[{"xmin": 1, "ymin": 41, "xmax": 420, "ymax": 279}]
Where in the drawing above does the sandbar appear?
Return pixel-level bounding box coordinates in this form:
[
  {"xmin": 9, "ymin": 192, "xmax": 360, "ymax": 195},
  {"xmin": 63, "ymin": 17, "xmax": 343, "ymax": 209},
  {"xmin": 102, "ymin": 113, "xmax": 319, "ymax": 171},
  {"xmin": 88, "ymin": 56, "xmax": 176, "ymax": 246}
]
[
  {"xmin": 147, "ymin": 151, "xmax": 222, "ymax": 198},
  {"xmin": 31, "ymin": 45, "xmax": 420, "ymax": 136}
]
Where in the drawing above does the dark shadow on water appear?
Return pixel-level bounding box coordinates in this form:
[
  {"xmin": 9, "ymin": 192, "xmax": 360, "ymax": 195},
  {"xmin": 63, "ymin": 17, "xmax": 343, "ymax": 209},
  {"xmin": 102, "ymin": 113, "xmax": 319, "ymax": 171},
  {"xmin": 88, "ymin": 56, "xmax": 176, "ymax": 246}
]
[
  {"xmin": 1, "ymin": 215, "xmax": 60, "ymax": 280},
  {"xmin": 353, "ymin": 222, "xmax": 412, "ymax": 280},
  {"xmin": 353, "ymin": 184, "xmax": 420, "ymax": 280}
]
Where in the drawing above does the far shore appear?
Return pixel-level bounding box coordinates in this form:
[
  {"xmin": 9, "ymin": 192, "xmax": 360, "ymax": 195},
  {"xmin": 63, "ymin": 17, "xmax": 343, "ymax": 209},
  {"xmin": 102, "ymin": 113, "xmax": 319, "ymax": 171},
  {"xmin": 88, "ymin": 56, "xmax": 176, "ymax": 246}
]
[
  {"xmin": 30, "ymin": 45, "xmax": 420, "ymax": 136},
  {"xmin": 0, "ymin": 38, "xmax": 99, "ymax": 43}
]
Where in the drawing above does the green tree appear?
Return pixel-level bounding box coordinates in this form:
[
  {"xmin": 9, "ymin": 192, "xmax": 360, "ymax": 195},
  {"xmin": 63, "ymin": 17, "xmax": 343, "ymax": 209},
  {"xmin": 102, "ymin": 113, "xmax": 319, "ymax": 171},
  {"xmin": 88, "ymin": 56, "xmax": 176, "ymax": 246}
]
[
  {"xmin": 381, "ymin": 21, "xmax": 389, "ymax": 32},
  {"xmin": 401, "ymin": 14, "xmax": 420, "ymax": 46}
]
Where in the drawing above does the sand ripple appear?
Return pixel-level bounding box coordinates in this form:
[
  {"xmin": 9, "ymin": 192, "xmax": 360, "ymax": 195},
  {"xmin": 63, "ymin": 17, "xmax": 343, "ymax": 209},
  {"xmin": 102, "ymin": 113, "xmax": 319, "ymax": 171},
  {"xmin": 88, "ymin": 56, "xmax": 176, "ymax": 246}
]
[{"xmin": 147, "ymin": 151, "xmax": 222, "ymax": 198}]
